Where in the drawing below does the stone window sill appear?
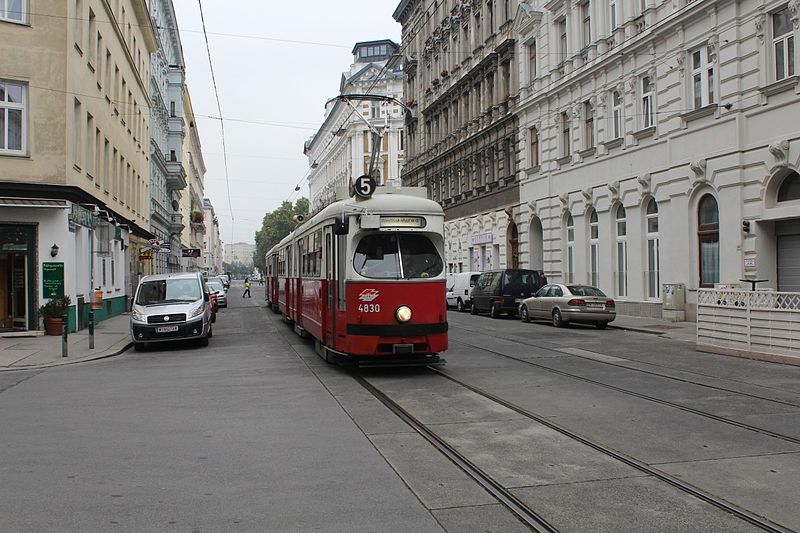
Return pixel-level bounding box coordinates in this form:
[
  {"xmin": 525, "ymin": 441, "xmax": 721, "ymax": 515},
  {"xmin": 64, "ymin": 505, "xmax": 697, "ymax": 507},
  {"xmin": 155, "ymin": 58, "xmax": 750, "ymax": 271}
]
[
  {"xmin": 556, "ymin": 155, "xmax": 572, "ymax": 166},
  {"xmin": 633, "ymin": 126, "xmax": 656, "ymax": 140},
  {"xmin": 758, "ymin": 76, "xmax": 799, "ymax": 97},
  {"xmin": 604, "ymin": 138, "xmax": 623, "ymax": 149},
  {"xmin": 578, "ymin": 147, "xmax": 596, "ymax": 158},
  {"xmin": 680, "ymin": 103, "xmax": 717, "ymax": 122},
  {"xmin": 525, "ymin": 164, "xmax": 541, "ymax": 175}
]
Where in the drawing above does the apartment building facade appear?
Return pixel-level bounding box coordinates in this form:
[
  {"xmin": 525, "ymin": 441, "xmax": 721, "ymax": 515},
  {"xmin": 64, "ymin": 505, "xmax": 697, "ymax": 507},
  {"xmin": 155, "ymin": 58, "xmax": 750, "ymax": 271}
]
[
  {"xmin": 394, "ymin": 0, "xmax": 522, "ymax": 273},
  {"xmin": 203, "ymin": 198, "xmax": 222, "ymax": 275},
  {"xmin": 148, "ymin": 0, "xmax": 186, "ymax": 273},
  {"xmin": 0, "ymin": 0, "xmax": 156, "ymax": 331},
  {"xmin": 305, "ymin": 40, "xmax": 405, "ymax": 212},
  {"xmin": 180, "ymin": 88, "xmax": 206, "ymax": 272},
  {"xmin": 513, "ymin": 0, "xmax": 800, "ymax": 319}
]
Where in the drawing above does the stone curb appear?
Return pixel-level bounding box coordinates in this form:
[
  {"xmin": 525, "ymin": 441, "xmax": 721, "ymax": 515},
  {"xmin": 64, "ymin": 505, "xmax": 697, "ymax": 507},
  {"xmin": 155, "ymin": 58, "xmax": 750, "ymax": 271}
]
[{"xmin": 0, "ymin": 341, "xmax": 133, "ymax": 373}]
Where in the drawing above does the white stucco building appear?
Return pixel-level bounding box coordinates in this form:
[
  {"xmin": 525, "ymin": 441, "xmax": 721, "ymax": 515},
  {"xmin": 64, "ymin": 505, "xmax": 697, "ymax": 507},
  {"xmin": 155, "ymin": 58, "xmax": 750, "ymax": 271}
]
[
  {"xmin": 305, "ymin": 40, "xmax": 405, "ymax": 212},
  {"xmin": 224, "ymin": 242, "xmax": 255, "ymax": 267},
  {"xmin": 512, "ymin": 0, "xmax": 800, "ymax": 319},
  {"xmin": 202, "ymin": 198, "xmax": 223, "ymax": 274}
]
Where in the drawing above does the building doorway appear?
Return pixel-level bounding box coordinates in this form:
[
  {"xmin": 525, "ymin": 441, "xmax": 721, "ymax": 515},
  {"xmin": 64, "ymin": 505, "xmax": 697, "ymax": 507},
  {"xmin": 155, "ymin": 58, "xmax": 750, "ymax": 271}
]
[
  {"xmin": 507, "ymin": 221, "xmax": 519, "ymax": 268},
  {"xmin": 0, "ymin": 225, "xmax": 36, "ymax": 331}
]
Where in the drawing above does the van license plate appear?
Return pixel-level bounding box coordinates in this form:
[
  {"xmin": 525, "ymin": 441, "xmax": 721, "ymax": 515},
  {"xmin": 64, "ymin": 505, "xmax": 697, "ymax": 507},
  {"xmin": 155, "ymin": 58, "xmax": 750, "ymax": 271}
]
[{"xmin": 156, "ymin": 325, "xmax": 179, "ymax": 333}]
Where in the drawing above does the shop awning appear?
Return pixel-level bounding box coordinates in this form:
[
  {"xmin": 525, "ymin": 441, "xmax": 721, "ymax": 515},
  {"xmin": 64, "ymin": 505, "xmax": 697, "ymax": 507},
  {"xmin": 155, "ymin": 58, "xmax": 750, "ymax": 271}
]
[{"xmin": 0, "ymin": 197, "xmax": 69, "ymax": 208}]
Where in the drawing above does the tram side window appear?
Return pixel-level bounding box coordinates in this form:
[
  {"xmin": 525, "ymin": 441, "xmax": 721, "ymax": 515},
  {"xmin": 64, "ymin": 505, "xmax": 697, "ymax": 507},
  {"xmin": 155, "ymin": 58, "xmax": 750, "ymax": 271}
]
[{"xmin": 354, "ymin": 234, "xmax": 443, "ymax": 279}]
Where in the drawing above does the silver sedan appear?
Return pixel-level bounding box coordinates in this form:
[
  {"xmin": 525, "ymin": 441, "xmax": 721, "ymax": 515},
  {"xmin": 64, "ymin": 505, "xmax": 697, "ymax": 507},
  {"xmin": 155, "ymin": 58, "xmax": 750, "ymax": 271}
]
[{"xmin": 518, "ymin": 284, "xmax": 616, "ymax": 329}]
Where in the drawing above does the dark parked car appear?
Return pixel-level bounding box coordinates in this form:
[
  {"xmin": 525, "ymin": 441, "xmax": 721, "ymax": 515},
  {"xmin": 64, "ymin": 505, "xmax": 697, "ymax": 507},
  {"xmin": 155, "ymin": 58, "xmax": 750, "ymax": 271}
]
[{"xmin": 470, "ymin": 269, "xmax": 547, "ymax": 318}]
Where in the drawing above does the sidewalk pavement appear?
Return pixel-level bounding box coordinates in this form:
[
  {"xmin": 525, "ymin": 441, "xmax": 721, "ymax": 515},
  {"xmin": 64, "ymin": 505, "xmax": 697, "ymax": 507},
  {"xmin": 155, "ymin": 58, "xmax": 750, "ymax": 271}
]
[
  {"xmin": 0, "ymin": 314, "xmax": 132, "ymax": 372},
  {"xmin": 609, "ymin": 314, "xmax": 696, "ymax": 342}
]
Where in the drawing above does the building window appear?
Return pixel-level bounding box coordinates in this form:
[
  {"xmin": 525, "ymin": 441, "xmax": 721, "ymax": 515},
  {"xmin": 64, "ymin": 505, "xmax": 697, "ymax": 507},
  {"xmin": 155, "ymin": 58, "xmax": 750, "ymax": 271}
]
[
  {"xmin": 645, "ymin": 198, "xmax": 660, "ymax": 298},
  {"xmin": 528, "ymin": 40, "xmax": 537, "ymax": 82},
  {"xmin": 616, "ymin": 205, "xmax": 628, "ymax": 297},
  {"xmin": 611, "ymin": 90, "xmax": 623, "ymax": 139},
  {"xmin": 691, "ymin": 45, "xmax": 715, "ymax": 108},
  {"xmin": 561, "ymin": 112, "xmax": 571, "ymax": 157},
  {"xmin": 399, "ymin": 129, "xmax": 405, "ymax": 151},
  {"xmin": 584, "ymin": 101, "xmax": 594, "ymax": 149},
  {"xmin": 641, "ymin": 75, "xmax": 655, "ymax": 128},
  {"xmin": 773, "ymin": 7, "xmax": 795, "ymax": 81},
  {"xmin": 529, "ymin": 126, "xmax": 539, "ymax": 166},
  {"xmin": 609, "ymin": 0, "xmax": 617, "ymax": 32},
  {"xmin": 558, "ymin": 18, "xmax": 568, "ymax": 63},
  {"xmin": 777, "ymin": 170, "xmax": 800, "ymax": 202},
  {"xmin": 0, "ymin": 80, "xmax": 26, "ymax": 154},
  {"xmin": 698, "ymin": 194, "xmax": 720, "ymax": 287},
  {"xmin": 589, "ymin": 209, "xmax": 599, "ymax": 287},
  {"xmin": 582, "ymin": 2, "xmax": 591, "ymax": 48},
  {"xmin": 566, "ymin": 213, "xmax": 575, "ymax": 283},
  {"xmin": 1, "ymin": 0, "xmax": 25, "ymax": 22},
  {"xmin": 370, "ymin": 100, "xmax": 381, "ymax": 119}
]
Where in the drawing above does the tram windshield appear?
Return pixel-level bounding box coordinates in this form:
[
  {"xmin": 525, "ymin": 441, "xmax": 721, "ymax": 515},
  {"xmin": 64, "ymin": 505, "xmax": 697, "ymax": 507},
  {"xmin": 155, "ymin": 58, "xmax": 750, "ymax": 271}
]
[{"xmin": 354, "ymin": 234, "xmax": 443, "ymax": 279}]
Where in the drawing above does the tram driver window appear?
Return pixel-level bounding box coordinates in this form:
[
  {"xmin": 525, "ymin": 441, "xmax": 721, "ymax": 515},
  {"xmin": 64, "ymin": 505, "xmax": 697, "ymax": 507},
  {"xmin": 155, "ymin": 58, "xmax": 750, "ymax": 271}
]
[{"xmin": 354, "ymin": 234, "xmax": 443, "ymax": 279}]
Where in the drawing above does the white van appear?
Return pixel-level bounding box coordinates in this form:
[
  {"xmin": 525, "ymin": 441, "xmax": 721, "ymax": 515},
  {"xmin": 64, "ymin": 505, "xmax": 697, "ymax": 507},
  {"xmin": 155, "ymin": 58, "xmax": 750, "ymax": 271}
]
[{"xmin": 446, "ymin": 271, "xmax": 482, "ymax": 312}]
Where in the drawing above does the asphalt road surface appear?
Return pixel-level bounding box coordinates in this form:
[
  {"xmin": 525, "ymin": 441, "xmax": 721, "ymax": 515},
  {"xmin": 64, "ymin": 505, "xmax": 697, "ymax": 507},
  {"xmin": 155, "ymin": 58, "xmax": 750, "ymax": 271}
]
[{"xmin": 2, "ymin": 283, "xmax": 800, "ymax": 532}]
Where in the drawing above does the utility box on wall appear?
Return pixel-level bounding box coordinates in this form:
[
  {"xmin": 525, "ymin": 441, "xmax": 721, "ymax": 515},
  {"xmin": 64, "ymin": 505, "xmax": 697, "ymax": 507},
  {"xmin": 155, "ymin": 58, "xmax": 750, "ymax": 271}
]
[{"xmin": 662, "ymin": 283, "xmax": 686, "ymax": 322}]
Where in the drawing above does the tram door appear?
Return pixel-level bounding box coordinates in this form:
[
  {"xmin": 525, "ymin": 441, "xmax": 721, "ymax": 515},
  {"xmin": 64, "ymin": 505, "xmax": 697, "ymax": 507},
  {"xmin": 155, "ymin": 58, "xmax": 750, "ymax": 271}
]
[{"xmin": 324, "ymin": 227, "xmax": 335, "ymax": 349}]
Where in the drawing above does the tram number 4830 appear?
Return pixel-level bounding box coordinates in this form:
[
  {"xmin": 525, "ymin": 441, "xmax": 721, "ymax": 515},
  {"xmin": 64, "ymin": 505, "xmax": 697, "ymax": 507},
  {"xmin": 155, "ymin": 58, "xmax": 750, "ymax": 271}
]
[{"xmin": 358, "ymin": 303, "xmax": 381, "ymax": 313}]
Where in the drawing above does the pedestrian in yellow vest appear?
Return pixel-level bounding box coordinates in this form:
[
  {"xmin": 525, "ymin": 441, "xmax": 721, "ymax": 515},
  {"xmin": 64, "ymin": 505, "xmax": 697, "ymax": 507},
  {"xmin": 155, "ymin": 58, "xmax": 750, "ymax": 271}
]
[{"xmin": 243, "ymin": 277, "xmax": 251, "ymax": 298}]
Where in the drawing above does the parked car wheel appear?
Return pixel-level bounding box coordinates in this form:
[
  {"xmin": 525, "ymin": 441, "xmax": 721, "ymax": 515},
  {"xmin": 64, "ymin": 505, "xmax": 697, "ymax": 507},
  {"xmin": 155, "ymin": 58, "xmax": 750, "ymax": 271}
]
[
  {"xmin": 457, "ymin": 298, "xmax": 466, "ymax": 312},
  {"xmin": 197, "ymin": 335, "xmax": 209, "ymax": 347},
  {"xmin": 490, "ymin": 301, "xmax": 501, "ymax": 319},
  {"xmin": 595, "ymin": 321, "xmax": 609, "ymax": 329},
  {"xmin": 552, "ymin": 309, "xmax": 567, "ymax": 328},
  {"xmin": 208, "ymin": 325, "xmax": 213, "ymax": 338},
  {"xmin": 133, "ymin": 342, "xmax": 147, "ymax": 352},
  {"xmin": 470, "ymin": 302, "xmax": 478, "ymax": 315},
  {"xmin": 520, "ymin": 305, "xmax": 530, "ymax": 323}
]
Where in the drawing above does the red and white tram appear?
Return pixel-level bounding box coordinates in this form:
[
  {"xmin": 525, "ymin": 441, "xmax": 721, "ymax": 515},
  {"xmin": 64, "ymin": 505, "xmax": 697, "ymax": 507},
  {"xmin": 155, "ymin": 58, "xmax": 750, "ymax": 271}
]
[{"xmin": 265, "ymin": 187, "xmax": 448, "ymax": 363}]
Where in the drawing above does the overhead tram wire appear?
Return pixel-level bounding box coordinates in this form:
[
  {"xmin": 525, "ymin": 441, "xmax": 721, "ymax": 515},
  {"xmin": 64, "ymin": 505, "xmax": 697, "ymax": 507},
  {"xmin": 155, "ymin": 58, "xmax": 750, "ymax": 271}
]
[{"xmin": 197, "ymin": 0, "xmax": 235, "ymax": 245}]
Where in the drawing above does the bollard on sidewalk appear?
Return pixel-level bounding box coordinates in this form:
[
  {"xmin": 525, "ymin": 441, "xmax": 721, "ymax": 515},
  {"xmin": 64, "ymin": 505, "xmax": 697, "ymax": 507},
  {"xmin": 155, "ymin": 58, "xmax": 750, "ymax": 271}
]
[
  {"xmin": 61, "ymin": 314, "xmax": 68, "ymax": 358},
  {"xmin": 88, "ymin": 311, "xmax": 95, "ymax": 350}
]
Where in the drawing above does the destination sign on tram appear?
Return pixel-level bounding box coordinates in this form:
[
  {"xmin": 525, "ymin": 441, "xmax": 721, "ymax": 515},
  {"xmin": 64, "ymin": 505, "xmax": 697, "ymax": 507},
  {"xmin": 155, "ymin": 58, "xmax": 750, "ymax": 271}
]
[{"xmin": 380, "ymin": 216, "xmax": 427, "ymax": 228}]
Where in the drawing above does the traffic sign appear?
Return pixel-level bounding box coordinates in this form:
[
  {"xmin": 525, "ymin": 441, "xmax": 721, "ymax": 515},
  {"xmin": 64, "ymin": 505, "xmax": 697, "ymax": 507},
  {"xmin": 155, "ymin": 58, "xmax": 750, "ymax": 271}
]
[{"xmin": 353, "ymin": 174, "xmax": 377, "ymax": 199}]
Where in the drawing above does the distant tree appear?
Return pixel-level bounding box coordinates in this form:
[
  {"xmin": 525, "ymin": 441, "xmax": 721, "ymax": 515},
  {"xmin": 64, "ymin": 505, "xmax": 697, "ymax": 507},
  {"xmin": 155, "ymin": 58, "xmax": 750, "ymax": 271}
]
[
  {"xmin": 222, "ymin": 261, "xmax": 249, "ymax": 279},
  {"xmin": 253, "ymin": 198, "xmax": 309, "ymax": 272}
]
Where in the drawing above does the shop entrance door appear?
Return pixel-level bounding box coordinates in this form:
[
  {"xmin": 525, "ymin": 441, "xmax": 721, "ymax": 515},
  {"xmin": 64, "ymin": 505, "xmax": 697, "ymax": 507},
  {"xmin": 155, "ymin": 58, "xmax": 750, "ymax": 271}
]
[{"xmin": 10, "ymin": 254, "xmax": 27, "ymax": 329}]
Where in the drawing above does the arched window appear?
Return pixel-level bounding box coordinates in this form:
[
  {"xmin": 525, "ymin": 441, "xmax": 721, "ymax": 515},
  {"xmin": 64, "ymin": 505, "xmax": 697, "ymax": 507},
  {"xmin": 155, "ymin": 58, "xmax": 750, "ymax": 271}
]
[
  {"xmin": 589, "ymin": 209, "xmax": 600, "ymax": 287},
  {"xmin": 565, "ymin": 213, "xmax": 575, "ymax": 283},
  {"xmin": 698, "ymin": 194, "xmax": 719, "ymax": 287},
  {"xmin": 615, "ymin": 205, "xmax": 628, "ymax": 296},
  {"xmin": 778, "ymin": 171, "xmax": 800, "ymax": 202},
  {"xmin": 645, "ymin": 199, "xmax": 660, "ymax": 298}
]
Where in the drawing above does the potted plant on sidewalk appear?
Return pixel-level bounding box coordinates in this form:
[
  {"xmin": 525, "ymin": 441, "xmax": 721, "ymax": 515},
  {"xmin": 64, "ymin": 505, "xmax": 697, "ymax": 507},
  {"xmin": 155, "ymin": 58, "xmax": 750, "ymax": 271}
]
[{"xmin": 39, "ymin": 296, "xmax": 71, "ymax": 335}]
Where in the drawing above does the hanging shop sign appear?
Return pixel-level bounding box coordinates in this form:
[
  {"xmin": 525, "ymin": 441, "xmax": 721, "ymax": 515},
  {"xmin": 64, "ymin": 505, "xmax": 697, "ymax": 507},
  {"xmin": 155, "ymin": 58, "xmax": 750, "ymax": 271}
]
[
  {"xmin": 181, "ymin": 248, "xmax": 201, "ymax": 258},
  {"xmin": 42, "ymin": 262, "xmax": 65, "ymax": 298},
  {"xmin": 69, "ymin": 205, "xmax": 99, "ymax": 229}
]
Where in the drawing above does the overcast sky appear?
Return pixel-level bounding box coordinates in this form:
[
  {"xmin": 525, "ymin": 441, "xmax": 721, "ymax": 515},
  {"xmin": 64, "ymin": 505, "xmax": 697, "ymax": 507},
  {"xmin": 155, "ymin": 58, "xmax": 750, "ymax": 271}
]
[{"xmin": 173, "ymin": 0, "xmax": 401, "ymax": 245}]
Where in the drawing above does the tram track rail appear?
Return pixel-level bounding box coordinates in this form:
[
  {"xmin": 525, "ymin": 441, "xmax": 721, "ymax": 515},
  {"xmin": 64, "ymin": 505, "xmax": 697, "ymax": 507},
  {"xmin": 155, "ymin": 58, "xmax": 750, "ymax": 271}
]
[
  {"xmin": 424, "ymin": 365, "xmax": 795, "ymax": 533},
  {"xmin": 352, "ymin": 373, "xmax": 559, "ymax": 533},
  {"xmin": 450, "ymin": 336, "xmax": 800, "ymax": 447},
  {"xmin": 449, "ymin": 321, "xmax": 800, "ymax": 409}
]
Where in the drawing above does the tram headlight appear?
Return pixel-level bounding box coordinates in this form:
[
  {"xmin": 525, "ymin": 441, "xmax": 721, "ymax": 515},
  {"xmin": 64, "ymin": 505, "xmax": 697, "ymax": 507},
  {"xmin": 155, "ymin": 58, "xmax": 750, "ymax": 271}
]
[{"xmin": 396, "ymin": 305, "xmax": 413, "ymax": 323}]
